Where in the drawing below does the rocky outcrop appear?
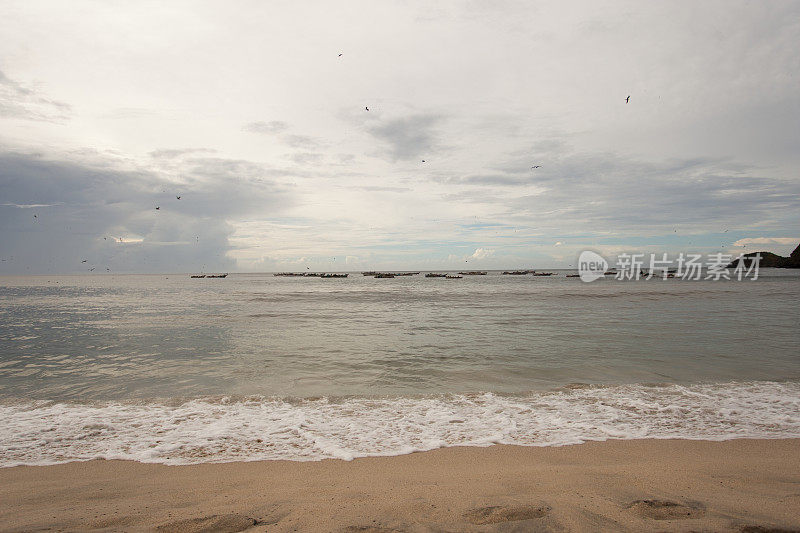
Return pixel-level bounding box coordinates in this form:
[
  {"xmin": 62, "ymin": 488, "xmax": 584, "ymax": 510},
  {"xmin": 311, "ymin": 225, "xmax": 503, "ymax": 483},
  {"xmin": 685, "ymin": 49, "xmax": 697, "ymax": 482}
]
[{"xmin": 727, "ymin": 242, "xmax": 800, "ymax": 268}]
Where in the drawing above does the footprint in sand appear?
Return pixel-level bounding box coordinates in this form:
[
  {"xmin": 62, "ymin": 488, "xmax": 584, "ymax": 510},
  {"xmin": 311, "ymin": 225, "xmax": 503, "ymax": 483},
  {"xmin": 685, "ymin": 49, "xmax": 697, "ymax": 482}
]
[
  {"xmin": 156, "ymin": 513, "xmax": 260, "ymax": 533},
  {"xmin": 343, "ymin": 527, "xmax": 402, "ymax": 533},
  {"xmin": 463, "ymin": 504, "xmax": 551, "ymax": 525},
  {"xmin": 739, "ymin": 527, "xmax": 800, "ymax": 532},
  {"xmin": 627, "ymin": 499, "xmax": 706, "ymax": 520}
]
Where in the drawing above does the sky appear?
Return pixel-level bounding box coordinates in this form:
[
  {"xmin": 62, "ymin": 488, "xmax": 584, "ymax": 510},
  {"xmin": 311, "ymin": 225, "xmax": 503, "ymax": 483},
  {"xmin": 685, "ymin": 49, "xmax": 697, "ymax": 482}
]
[{"xmin": 1, "ymin": 0, "xmax": 798, "ymax": 274}]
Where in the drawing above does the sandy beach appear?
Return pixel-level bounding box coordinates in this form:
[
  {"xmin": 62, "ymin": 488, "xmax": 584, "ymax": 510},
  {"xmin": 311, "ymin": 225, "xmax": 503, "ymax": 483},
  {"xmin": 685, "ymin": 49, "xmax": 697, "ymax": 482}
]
[{"xmin": 1, "ymin": 438, "xmax": 798, "ymax": 532}]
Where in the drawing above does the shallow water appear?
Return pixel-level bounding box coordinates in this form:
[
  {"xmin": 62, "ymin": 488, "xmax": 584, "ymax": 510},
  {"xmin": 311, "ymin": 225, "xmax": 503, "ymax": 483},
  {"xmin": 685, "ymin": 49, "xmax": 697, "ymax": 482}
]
[{"xmin": 1, "ymin": 270, "xmax": 798, "ymax": 464}]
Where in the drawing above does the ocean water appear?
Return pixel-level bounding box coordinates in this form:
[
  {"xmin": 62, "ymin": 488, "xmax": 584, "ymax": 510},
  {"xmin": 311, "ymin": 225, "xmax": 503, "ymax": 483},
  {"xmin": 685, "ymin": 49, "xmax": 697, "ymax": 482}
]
[{"xmin": 0, "ymin": 271, "xmax": 798, "ymax": 465}]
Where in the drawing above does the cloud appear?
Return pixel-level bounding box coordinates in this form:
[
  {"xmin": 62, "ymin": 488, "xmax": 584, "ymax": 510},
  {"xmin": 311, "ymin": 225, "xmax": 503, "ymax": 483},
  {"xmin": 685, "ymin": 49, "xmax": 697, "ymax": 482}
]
[
  {"xmin": 1, "ymin": 202, "xmax": 62, "ymax": 208},
  {"xmin": 149, "ymin": 148, "xmax": 215, "ymax": 160},
  {"xmin": 0, "ymin": 149, "xmax": 294, "ymax": 274},
  {"xmin": 432, "ymin": 149, "xmax": 800, "ymax": 236},
  {"xmin": 732, "ymin": 237, "xmax": 799, "ymax": 246},
  {"xmin": 281, "ymin": 134, "xmax": 321, "ymax": 149},
  {"xmin": 469, "ymin": 248, "xmax": 494, "ymax": 260},
  {"xmin": 366, "ymin": 114, "xmax": 444, "ymax": 162},
  {"xmin": 343, "ymin": 185, "xmax": 411, "ymax": 193},
  {"xmin": 289, "ymin": 152, "xmax": 324, "ymax": 166},
  {"xmin": 0, "ymin": 69, "xmax": 71, "ymax": 121},
  {"xmin": 438, "ymin": 174, "xmax": 535, "ymax": 187},
  {"xmin": 242, "ymin": 121, "xmax": 289, "ymax": 134}
]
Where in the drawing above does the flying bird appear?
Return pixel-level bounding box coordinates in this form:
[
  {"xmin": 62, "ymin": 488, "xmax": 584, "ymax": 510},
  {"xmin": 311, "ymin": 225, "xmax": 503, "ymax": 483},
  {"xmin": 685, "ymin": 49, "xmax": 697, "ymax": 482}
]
[
  {"xmin": 155, "ymin": 206, "xmax": 160, "ymax": 210},
  {"xmin": 531, "ymin": 165, "xmax": 541, "ymax": 169},
  {"xmin": 338, "ymin": 53, "xmax": 343, "ymax": 57},
  {"xmin": 365, "ymin": 106, "xmax": 369, "ymax": 111},
  {"xmin": 176, "ymin": 196, "xmax": 181, "ymax": 200},
  {"xmin": 81, "ymin": 260, "xmax": 87, "ymax": 263},
  {"xmin": 626, "ymin": 95, "xmax": 630, "ymax": 103},
  {"xmin": 33, "ymin": 214, "xmax": 37, "ymax": 218},
  {"xmin": 422, "ymin": 160, "xmax": 426, "ymax": 163}
]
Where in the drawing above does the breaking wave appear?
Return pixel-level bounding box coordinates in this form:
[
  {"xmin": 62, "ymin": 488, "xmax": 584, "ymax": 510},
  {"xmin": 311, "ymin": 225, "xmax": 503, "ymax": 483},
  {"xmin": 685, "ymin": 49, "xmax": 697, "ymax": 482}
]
[{"xmin": 1, "ymin": 380, "xmax": 799, "ymax": 467}]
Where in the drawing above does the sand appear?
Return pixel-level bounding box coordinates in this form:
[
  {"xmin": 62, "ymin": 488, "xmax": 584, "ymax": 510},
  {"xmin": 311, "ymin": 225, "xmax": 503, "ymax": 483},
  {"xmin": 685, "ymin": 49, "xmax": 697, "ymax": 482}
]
[{"xmin": 1, "ymin": 439, "xmax": 799, "ymax": 532}]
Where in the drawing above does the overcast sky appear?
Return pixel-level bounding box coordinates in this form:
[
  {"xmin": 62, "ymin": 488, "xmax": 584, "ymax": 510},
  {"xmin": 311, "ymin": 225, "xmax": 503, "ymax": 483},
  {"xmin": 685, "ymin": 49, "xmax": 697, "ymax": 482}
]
[{"xmin": 1, "ymin": 0, "xmax": 798, "ymax": 274}]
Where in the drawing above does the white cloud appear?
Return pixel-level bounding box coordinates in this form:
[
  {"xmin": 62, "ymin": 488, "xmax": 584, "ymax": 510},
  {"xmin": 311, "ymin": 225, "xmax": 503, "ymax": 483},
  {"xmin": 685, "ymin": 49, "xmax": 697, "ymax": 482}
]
[
  {"xmin": 732, "ymin": 237, "xmax": 799, "ymax": 246},
  {"xmin": 469, "ymin": 248, "xmax": 495, "ymax": 260},
  {"xmin": 1, "ymin": 202, "xmax": 61, "ymax": 208}
]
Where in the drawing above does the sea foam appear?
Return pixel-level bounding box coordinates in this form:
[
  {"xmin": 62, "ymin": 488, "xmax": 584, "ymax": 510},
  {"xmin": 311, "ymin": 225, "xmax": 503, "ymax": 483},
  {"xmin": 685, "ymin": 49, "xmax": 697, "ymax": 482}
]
[{"xmin": 1, "ymin": 381, "xmax": 799, "ymax": 467}]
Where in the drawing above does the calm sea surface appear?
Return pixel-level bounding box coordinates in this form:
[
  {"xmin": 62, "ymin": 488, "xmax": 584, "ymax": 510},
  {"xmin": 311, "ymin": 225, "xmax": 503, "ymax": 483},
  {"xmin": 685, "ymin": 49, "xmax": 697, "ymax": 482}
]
[{"xmin": 1, "ymin": 271, "xmax": 798, "ymax": 465}]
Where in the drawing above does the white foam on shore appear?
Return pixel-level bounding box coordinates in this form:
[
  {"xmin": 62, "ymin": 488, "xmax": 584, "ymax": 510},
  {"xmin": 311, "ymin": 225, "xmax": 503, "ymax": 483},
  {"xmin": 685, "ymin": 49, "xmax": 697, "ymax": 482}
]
[{"xmin": 1, "ymin": 381, "xmax": 799, "ymax": 467}]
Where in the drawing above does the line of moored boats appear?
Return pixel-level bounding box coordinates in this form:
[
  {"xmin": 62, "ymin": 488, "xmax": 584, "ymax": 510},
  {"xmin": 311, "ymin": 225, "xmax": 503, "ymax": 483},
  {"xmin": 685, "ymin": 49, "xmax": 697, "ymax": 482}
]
[
  {"xmin": 273, "ymin": 272, "xmax": 349, "ymax": 278},
  {"xmin": 272, "ymin": 270, "xmax": 562, "ymax": 279},
  {"xmin": 192, "ymin": 269, "xmax": 682, "ymax": 280},
  {"xmin": 502, "ymin": 270, "xmax": 556, "ymax": 276}
]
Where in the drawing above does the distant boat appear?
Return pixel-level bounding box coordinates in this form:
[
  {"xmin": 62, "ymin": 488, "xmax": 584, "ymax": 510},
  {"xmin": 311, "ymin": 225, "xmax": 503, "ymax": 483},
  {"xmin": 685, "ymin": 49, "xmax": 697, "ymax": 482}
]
[
  {"xmin": 566, "ymin": 274, "xmax": 580, "ymax": 278},
  {"xmin": 190, "ymin": 274, "xmax": 206, "ymax": 278},
  {"xmin": 458, "ymin": 271, "xmax": 487, "ymax": 275},
  {"xmin": 445, "ymin": 275, "xmax": 463, "ymax": 279},
  {"xmin": 320, "ymin": 273, "xmax": 348, "ymax": 278},
  {"xmin": 533, "ymin": 272, "xmax": 554, "ymax": 276},
  {"xmin": 273, "ymin": 272, "xmax": 305, "ymax": 277},
  {"xmin": 502, "ymin": 271, "xmax": 528, "ymax": 275},
  {"xmin": 206, "ymin": 274, "xmax": 228, "ymax": 278},
  {"xmin": 361, "ymin": 271, "xmax": 378, "ymax": 276},
  {"xmin": 374, "ymin": 273, "xmax": 395, "ymax": 278},
  {"xmin": 425, "ymin": 273, "xmax": 447, "ymax": 277},
  {"xmin": 394, "ymin": 272, "xmax": 420, "ymax": 276}
]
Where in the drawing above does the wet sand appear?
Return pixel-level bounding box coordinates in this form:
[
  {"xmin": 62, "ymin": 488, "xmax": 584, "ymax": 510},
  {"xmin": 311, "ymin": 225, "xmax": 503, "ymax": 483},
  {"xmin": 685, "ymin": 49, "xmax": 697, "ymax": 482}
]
[{"xmin": 1, "ymin": 439, "xmax": 799, "ymax": 532}]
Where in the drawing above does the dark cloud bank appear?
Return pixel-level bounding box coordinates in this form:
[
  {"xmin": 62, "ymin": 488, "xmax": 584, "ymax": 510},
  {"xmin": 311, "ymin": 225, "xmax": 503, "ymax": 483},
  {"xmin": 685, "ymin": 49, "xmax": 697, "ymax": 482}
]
[{"xmin": 0, "ymin": 150, "xmax": 292, "ymax": 274}]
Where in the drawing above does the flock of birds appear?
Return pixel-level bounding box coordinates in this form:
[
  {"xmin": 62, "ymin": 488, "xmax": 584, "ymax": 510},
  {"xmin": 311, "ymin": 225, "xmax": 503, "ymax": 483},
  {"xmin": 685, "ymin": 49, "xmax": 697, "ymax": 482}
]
[
  {"xmin": 16, "ymin": 74, "xmax": 642, "ymax": 273},
  {"xmin": 341, "ymin": 52, "xmax": 639, "ymax": 167}
]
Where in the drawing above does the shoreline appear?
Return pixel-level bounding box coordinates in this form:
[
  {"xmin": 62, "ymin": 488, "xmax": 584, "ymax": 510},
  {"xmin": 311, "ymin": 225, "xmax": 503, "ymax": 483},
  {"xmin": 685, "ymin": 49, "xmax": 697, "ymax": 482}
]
[
  {"xmin": 2, "ymin": 438, "xmax": 799, "ymax": 532},
  {"xmin": 4, "ymin": 380, "xmax": 799, "ymax": 466}
]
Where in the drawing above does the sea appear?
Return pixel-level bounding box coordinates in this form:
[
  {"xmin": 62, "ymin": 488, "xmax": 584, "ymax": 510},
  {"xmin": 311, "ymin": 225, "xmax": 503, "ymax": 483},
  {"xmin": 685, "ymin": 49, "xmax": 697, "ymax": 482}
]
[{"xmin": 1, "ymin": 270, "xmax": 798, "ymax": 466}]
